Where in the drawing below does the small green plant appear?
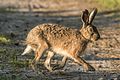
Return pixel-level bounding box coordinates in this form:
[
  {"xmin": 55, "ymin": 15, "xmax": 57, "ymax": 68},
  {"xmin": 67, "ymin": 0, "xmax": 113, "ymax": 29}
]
[{"xmin": 0, "ymin": 34, "xmax": 11, "ymax": 44}]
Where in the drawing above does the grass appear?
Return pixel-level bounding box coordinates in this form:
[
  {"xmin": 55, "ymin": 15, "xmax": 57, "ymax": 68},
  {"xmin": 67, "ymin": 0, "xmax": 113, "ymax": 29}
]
[
  {"xmin": 0, "ymin": 0, "xmax": 120, "ymax": 13},
  {"xmin": 0, "ymin": 34, "xmax": 18, "ymax": 45},
  {"xmin": 0, "ymin": 34, "xmax": 11, "ymax": 44},
  {"xmin": 96, "ymin": 0, "xmax": 120, "ymax": 10},
  {"xmin": 0, "ymin": 7, "xmax": 16, "ymax": 13}
]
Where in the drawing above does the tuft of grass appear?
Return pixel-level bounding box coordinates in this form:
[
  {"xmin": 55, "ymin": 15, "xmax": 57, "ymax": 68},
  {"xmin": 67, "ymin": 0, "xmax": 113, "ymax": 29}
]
[
  {"xmin": 96, "ymin": 0, "xmax": 120, "ymax": 9},
  {"xmin": 0, "ymin": 34, "xmax": 11, "ymax": 44}
]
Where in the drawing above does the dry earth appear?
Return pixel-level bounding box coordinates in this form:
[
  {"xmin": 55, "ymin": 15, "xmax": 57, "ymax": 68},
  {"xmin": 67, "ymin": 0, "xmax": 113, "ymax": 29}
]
[{"xmin": 0, "ymin": 0, "xmax": 120, "ymax": 80}]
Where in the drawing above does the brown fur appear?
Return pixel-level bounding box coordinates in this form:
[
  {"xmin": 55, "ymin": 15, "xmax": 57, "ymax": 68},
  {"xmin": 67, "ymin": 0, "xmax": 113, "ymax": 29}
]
[{"xmin": 22, "ymin": 8, "xmax": 100, "ymax": 72}]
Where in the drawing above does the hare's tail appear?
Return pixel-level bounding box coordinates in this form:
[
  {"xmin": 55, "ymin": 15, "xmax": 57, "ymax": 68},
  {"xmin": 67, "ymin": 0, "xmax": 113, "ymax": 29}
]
[{"xmin": 22, "ymin": 45, "xmax": 32, "ymax": 55}]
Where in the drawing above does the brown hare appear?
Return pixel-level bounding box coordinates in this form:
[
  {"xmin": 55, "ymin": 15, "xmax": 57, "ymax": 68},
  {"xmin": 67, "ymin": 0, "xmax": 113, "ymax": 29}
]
[{"xmin": 22, "ymin": 8, "xmax": 100, "ymax": 72}]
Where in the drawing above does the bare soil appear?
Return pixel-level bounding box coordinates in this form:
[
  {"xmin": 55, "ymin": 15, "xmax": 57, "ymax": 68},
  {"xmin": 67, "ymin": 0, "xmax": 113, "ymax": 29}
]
[{"xmin": 0, "ymin": 0, "xmax": 120, "ymax": 80}]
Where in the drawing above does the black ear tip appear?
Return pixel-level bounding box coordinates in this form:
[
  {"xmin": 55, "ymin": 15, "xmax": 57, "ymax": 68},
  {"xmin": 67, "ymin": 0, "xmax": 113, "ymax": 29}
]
[
  {"xmin": 84, "ymin": 9, "xmax": 89, "ymax": 13},
  {"xmin": 85, "ymin": 9, "xmax": 88, "ymax": 11},
  {"xmin": 82, "ymin": 9, "xmax": 89, "ymax": 16}
]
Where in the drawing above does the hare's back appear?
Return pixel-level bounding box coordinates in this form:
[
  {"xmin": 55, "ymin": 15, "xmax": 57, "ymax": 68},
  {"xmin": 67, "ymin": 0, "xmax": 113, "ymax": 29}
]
[
  {"xmin": 41, "ymin": 23, "xmax": 84, "ymax": 47},
  {"xmin": 26, "ymin": 23, "xmax": 82, "ymax": 44},
  {"xmin": 40, "ymin": 23, "xmax": 81, "ymax": 39}
]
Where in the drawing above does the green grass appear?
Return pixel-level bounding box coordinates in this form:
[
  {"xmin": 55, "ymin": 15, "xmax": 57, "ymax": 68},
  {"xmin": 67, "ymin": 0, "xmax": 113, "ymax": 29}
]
[
  {"xmin": 96, "ymin": 0, "xmax": 120, "ymax": 9},
  {"xmin": 0, "ymin": 35, "xmax": 11, "ymax": 44},
  {"xmin": 0, "ymin": 7, "xmax": 16, "ymax": 13}
]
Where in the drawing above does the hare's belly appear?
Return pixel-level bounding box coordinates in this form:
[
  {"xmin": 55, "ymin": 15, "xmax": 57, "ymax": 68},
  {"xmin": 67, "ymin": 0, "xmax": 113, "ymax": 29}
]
[{"xmin": 52, "ymin": 47, "xmax": 72, "ymax": 57}]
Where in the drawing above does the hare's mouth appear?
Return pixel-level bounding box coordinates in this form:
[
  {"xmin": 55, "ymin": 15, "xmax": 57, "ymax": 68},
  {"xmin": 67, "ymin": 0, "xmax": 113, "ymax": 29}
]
[
  {"xmin": 90, "ymin": 38, "xmax": 99, "ymax": 42},
  {"xmin": 95, "ymin": 36, "xmax": 100, "ymax": 41}
]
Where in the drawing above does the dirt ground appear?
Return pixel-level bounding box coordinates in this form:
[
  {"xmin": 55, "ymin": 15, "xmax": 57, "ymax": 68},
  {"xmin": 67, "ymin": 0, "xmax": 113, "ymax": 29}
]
[{"xmin": 0, "ymin": 0, "xmax": 120, "ymax": 80}]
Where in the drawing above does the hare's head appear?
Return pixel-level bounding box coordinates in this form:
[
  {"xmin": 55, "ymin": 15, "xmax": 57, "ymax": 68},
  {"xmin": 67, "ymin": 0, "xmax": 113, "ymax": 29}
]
[{"xmin": 80, "ymin": 8, "xmax": 100, "ymax": 42}]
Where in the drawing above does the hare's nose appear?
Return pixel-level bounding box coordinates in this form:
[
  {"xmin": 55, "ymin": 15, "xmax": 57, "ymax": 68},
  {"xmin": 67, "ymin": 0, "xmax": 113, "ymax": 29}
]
[
  {"xmin": 94, "ymin": 33, "xmax": 100, "ymax": 41},
  {"xmin": 97, "ymin": 35, "xmax": 100, "ymax": 39},
  {"xmin": 98, "ymin": 34, "xmax": 100, "ymax": 39},
  {"xmin": 96, "ymin": 34, "xmax": 100, "ymax": 41}
]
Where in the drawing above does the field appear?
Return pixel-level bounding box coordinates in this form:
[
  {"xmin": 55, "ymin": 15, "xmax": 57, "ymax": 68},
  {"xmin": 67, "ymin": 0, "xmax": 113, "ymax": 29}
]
[{"xmin": 0, "ymin": 0, "xmax": 120, "ymax": 80}]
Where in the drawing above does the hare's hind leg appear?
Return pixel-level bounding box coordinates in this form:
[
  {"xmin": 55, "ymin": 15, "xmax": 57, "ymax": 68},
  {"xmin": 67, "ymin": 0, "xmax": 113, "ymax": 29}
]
[
  {"xmin": 31, "ymin": 40, "xmax": 48, "ymax": 71},
  {"xmin": 72, "ymin": 55, "xmax": 95, "ymax": 72},
  {"xmin": 44, "ymin": 51, "xmax": 54, "ymax": 72}
]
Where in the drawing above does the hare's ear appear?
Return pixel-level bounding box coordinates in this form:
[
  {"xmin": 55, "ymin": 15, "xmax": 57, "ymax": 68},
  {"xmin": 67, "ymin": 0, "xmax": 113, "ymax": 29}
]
[
  {"xmin": 81, "ymin": 9, "xmax": 89, "ymax": 27},
  {"xmin": 89, "ymin": 8, "xmax": 97, "ymax": 24}
]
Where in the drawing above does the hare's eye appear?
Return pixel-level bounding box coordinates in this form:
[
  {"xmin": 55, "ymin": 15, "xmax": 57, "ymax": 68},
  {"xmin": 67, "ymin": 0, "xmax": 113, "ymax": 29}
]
[{"xmin": 88, "ymin": 27, "xmax": 93, "ymax": 32}]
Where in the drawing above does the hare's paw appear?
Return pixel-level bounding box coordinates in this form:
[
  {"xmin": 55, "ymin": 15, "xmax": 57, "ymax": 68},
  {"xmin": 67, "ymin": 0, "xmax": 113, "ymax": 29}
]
[
  {"xmin": 30, "ymin": 62, "xmax": 38, "ymax": 71},
  {"xmin": 83, "ymin": 64, "xmax": 95, "ymax": 72},
  {"xmin": 53, "ymin": 63, "xmax": 65, "ymax": 70},
  {"xmin": 88, "ymin": 65, "xmax": 95, "ymax": 71},
  {"xmin": 44, "ymin": 63, "xmax": 53, "ymax": 72}
]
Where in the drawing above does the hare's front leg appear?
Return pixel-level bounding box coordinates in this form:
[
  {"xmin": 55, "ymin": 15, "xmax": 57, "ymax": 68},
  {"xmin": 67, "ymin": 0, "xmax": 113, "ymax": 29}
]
[
  {"xmin": 72, "ymin": 55, "xmax": 95, "ymax": 72},
  {"xmin": 44, "ymin": 51, "xmax": 54, "ymax": 72},
  {"xmin": 53, "ymin": 56, "xmax": 67, "ymax": 70}
]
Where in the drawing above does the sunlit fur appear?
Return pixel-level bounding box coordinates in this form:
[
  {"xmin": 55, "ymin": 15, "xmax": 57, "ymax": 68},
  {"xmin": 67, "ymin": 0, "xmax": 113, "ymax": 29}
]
[{"xmin": 22, "ymin": 8, "xmax": 100, "ymax": 72}]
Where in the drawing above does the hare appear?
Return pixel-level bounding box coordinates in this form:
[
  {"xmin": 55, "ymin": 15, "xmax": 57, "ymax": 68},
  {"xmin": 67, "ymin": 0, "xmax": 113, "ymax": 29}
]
[{"xmin": 22, "ymin": 8, "xmax": 100, "ymax": 72}]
